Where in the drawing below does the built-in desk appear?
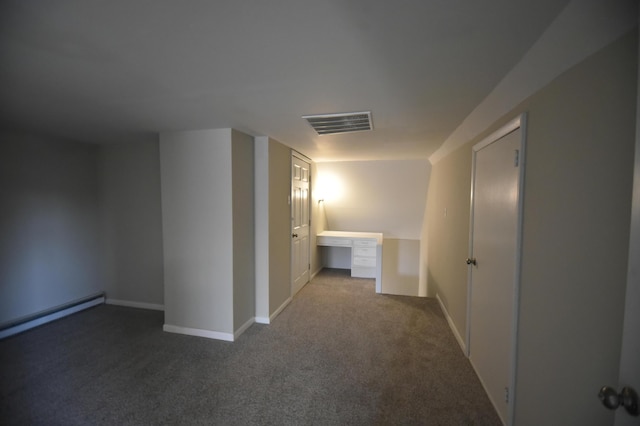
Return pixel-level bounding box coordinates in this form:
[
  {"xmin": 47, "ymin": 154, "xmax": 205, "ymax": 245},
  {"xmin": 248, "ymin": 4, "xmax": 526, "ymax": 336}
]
[{"xmin": 317, "ymin": 231, "xmax": 383, "ymax": 293}]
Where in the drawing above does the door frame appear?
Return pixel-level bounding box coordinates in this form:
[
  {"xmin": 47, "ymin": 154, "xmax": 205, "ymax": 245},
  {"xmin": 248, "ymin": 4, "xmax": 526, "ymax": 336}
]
[
  {"xmin": 466, "ymin": 113, "xmax": 527, "ymax": 425},
  {"xmin": 290, "ymin": 151, "xmax": 312, "ymax": 296}
]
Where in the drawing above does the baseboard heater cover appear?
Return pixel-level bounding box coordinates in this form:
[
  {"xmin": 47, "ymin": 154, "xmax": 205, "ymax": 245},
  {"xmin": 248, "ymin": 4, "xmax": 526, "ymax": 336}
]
[{"xmin": 0, "ymin": 292, "xmax": 105, "ymax": 340}]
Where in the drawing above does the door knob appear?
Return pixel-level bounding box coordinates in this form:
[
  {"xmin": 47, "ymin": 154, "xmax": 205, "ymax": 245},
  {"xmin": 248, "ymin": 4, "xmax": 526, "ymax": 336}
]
[
  {"xmin": 292, "ymin": 233, "xmax": 298, "ymax": 238},
  {"xmin": 598, "ymin": 386, "xmax": 638, "ymax": 416},
  {"xmin": 466, "ymin": 258, "xmax": 477, "ymax": 266}
]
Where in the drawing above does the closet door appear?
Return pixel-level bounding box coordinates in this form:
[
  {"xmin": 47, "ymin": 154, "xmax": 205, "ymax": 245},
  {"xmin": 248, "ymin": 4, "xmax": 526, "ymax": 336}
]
[
  {"xmin": 291, "ymin": 154, "xmax": 310, "ymax": 295},
  {"xmin": 468, "ymin": 117, "xmax": 525, "ymax": 425}
]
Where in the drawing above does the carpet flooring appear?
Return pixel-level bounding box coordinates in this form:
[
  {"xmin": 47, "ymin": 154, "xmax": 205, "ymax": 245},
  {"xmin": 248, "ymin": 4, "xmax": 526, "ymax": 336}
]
[{"xmin": 0, "ymin": 269, "xmax": 502, "ymax": 425}]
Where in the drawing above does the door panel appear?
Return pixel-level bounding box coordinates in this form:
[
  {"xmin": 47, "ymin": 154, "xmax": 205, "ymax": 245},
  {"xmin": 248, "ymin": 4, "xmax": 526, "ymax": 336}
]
[
  {"xmin": 469, "ymin": 125, "xmax": 522, "ymax": 425},
  {"xmin": 292, "ymin": 154, "xmax": 310, "ymax": 295},
  {"xmin": 614, "ymin": 70, "xmax": 640, "ymax": 425}
]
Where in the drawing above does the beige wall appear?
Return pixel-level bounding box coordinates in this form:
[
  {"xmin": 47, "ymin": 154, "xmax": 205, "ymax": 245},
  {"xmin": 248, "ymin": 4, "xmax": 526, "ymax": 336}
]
[
  {"xmin": 231, "ymin": 130, "xmax": 256, "ymax": 333},
  {"xmin": 425, "ymin": 144, "xmax": 472, "ymax": 338},
  {"xmin": 268, "ymin": 140, "xmax": 292, "ymax": 316},
  {"xmin": 254, "ymin": 137, "xmax": 292, "ymax": 322},
  {"xmin": 315, "ymin": 160, "xmax": 429, "ymax": 239},
  {"xmin": 427, "ymin": 31, "xmax": 637, "ymax": 424},
  {"xmin": 100, "ymin": 140, "xmax": 164, "ymax": 308},
  {"xmin": 311, "ymin": 159, "xmax": 326, "ymax": 277}
]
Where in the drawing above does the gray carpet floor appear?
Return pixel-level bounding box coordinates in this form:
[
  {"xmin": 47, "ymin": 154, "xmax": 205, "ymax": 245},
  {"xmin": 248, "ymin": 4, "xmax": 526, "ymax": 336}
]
[{"xmin": 0, "ymin": 269, "xmax": 502, "ymax": 425}]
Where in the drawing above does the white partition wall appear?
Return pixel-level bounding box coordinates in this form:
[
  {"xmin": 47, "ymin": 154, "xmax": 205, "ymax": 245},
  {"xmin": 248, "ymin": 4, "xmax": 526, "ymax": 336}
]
[{"xmin": 160, "ymin": 128, "xmax": 255, "ymax": 341}]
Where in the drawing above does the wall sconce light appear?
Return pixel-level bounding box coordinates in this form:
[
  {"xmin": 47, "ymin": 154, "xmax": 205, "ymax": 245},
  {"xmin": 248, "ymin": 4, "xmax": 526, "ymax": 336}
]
[{"xmin": 315, "ymin": 172, "xmax": 344, "ymax": 204}]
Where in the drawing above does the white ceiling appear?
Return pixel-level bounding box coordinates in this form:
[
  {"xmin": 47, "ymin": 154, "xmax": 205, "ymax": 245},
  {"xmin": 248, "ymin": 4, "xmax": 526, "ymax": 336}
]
[{"xmin": 0, "ymin": 0, "xmax": 570, "ymax": 162}]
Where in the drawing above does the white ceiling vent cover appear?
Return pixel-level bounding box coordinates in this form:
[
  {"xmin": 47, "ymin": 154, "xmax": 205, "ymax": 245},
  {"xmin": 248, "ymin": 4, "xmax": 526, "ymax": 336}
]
[{"xmin": 302, "ymin": 111, "xmax": 373, "ymax": 136}]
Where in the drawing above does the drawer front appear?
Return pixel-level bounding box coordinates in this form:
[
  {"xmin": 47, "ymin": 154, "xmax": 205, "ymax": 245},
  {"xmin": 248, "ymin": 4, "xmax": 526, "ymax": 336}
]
[
  {"xmin": 353, "ymin": 256, "xmax": 376, "ymax": 267},
  {"xmin": 351, "ymin": 266, "xmax": 376, "ymax": 279},
  {"xmin": 353, "ymin": 247, "xmax": 376, "ymax": 257},
  {"xmin": 317, "ymin": 236, "xmax": 352, "ymax": 247},
  {"xmin": 353, "ymin": 239, "xmax": 377, "ymax": 248}
]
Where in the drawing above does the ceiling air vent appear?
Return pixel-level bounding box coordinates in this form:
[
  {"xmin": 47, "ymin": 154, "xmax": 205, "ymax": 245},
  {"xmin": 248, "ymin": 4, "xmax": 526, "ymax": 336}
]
[{"xmin": 302, "ymin": 111, "xmax": 373, "ymax": 136}]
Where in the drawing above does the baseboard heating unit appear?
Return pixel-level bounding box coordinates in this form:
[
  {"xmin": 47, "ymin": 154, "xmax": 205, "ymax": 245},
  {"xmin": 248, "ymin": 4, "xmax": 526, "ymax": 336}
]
[{"xmin": 0, "ymin": 292, "xmax": 105, "ymax": 340}]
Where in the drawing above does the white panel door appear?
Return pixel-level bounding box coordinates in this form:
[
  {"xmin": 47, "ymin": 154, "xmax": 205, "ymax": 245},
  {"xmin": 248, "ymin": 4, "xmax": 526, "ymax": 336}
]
[
  {"xmin": 291, "ymin": 154, "xmax": 310, "ymax": 295},
  {"xmin": 468, "ymin": 121, "xmax": 523, "ymax": 425},
  {"xmin": 614, "ymin": 155, "xmax": 640, "ymax": 424},
  {"xmin": 613, "ymin": 69, "xmax": 640, "ymax": 424}
]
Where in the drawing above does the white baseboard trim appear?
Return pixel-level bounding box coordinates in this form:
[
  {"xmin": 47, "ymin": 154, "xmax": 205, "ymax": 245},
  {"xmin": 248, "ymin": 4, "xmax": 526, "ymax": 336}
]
[
  {"xmin": 0, "ymin": 297, "xmax": 105, "ymax": 340},
  {"xmin": 436, "ymin": 293, "xmax": 467, "ymax": 354},
  {"xmin": 270, "ymin": 297, "xmax": 292, "ymax": 322},
  {"xmin": 311, "ymin": 268, "xmax": 323, "ymax": 280},
  {"xmin": 163, "ymin": 324, "xmax": 234, "ymax": 342},
  {"xmin": 254, "ymin": 296, "xmax": 292, "ymax": 325},
  {"xmin": 234, "ymin": 317, "xmax": 255, "ymax": 340},
  {"xmin": 105, "ymin": 298, "xmax": 164, "ymax": 311}
]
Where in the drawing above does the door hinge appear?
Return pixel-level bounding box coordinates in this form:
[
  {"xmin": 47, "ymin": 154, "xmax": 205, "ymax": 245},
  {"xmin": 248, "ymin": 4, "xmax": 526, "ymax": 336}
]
[
  {"xmin": 505, "ymin": 387, "xmax": 510, "ymax": 403},
  {"xmin": 514, "ymin": 149, "xmax": 520, "ymax": 167}
]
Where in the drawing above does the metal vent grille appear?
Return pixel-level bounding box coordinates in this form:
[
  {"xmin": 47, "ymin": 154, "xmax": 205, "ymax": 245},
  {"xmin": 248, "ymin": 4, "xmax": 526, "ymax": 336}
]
[{"xmin": 302, "ymin": 111, "xmax": 373, "ymax": 136}]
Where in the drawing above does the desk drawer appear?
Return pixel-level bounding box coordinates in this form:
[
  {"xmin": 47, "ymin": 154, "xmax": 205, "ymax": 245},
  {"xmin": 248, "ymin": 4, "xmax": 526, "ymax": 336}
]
[
  {"xmin": 353, "ymin": 256, "xmax": 376, "ymax": 267},
  {"xmin": 354, "ymin": 247, "xmax": 376, "ymax": 257},
  {"xmin": 352, "ymin": 266, "xmax": 376, "ymax": 279},
  {"xmin": 317, "ymin": 236, "xmax": 352, "ymax": 247},
  {"xmin": 353, "ymin": 239, "xmax": 376, "ymax": 248}
]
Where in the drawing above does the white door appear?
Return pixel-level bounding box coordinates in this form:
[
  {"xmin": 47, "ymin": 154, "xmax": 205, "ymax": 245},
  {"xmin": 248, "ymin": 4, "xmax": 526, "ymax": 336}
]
[
  {"xmin": 614, "ymin": 169, "xmax": 640, "ymax": 424},
  {"xmin": 291, "ymin": 154, "xmax": 310, "ymax": 295},
  {"xmin": 613, "ymin": 90, "xmax": 640, "ymax": 426},
  {"xmin": 468, "ymin": 117, "xmax": 524, "ymax": 425}
]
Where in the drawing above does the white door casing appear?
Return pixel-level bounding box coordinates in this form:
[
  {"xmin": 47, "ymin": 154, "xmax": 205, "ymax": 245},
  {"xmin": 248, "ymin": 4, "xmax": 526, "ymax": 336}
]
[
  {"xmin": 291, "ymin": 154, "xmax": 311, "ymax": 295},
  {"xmin": 467, "ymin": 115, "xmax": 526, "ymax": 425}
]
